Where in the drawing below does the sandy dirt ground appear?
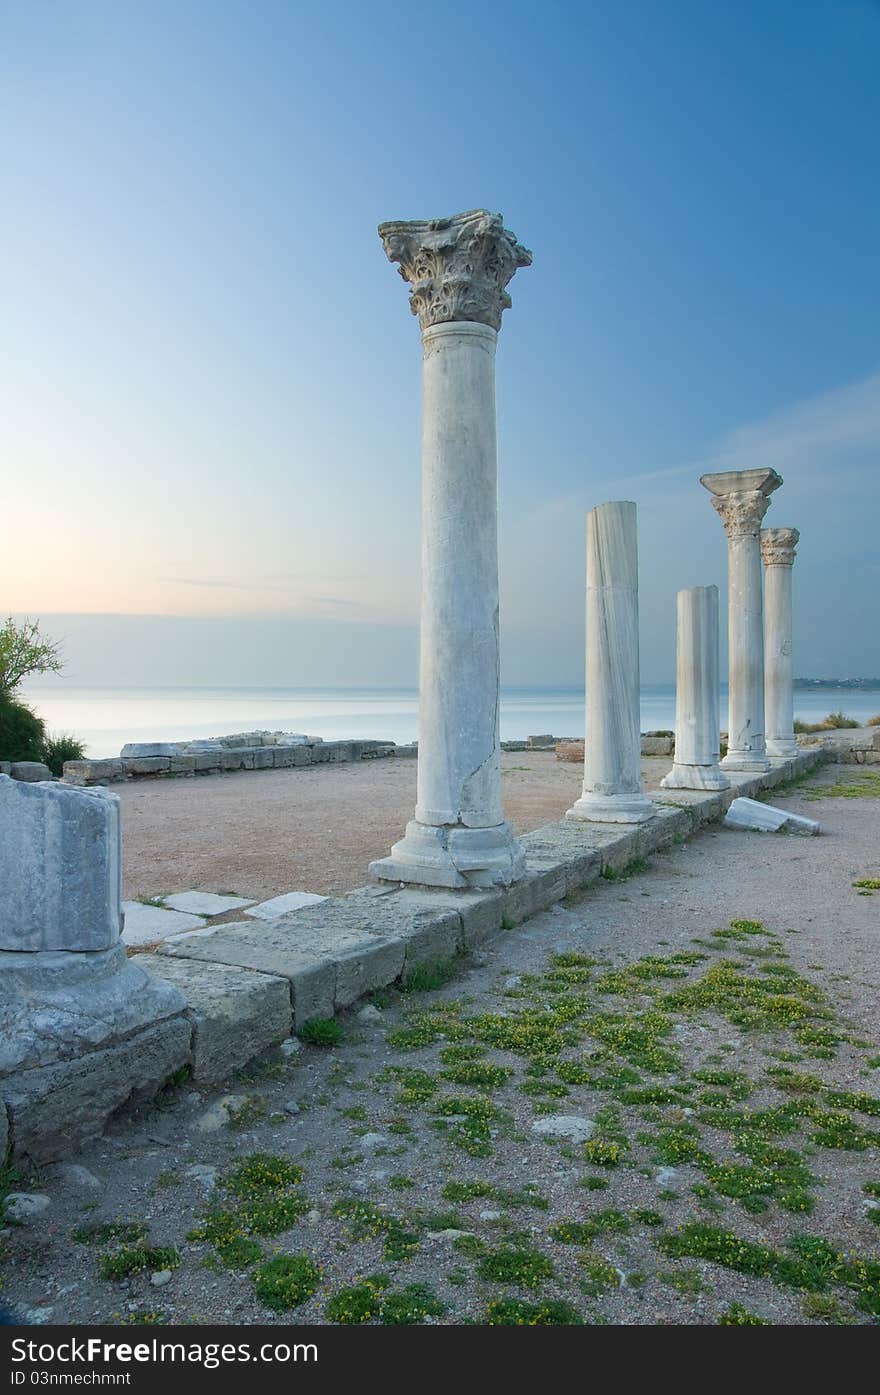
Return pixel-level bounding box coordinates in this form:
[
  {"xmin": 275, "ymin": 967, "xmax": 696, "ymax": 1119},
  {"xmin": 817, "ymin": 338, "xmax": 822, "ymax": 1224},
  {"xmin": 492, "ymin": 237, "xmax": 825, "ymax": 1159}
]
[
  {"xmin": 119, "ymin": 752, "xmax": 671, "ymax": 901},
  {"xmin": 4, "ymin": 763, "xmax": 879, "ymax": 1327}
]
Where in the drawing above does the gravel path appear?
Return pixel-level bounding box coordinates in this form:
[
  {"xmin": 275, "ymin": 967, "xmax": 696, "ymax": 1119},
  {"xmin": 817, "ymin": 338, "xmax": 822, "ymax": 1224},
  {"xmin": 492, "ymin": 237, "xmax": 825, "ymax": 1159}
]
[
  {"xmin": 4, "ymin": 762, "xmax": 878, "ymax": 1327},
  {"xmin": 118, "ymin": 752, "xmax": 672, "ymax": 901}
]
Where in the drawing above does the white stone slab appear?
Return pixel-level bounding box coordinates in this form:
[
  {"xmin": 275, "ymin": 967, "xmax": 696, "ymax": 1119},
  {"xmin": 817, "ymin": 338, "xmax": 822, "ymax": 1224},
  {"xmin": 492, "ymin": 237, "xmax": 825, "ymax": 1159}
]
[
  {"xmin": 723, "ymin": 797, "xmax": 819, "ymax": 836},
  {"xmin": 243, "ymin": 891, "xmax": 327, "ymax": 920},
  {"xmin": 121, "ymin": 901, "xmax": 208, "ymax": 946},
  {"xmin": 163, "ymin": 891, "xmax": 255, "ymax": 917}
]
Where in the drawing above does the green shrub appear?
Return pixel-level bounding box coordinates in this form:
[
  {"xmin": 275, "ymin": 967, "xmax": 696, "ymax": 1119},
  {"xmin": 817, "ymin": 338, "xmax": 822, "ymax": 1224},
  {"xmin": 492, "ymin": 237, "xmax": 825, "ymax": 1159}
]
[
  {"xmin": 41, "ymin": 732, "xmax": 86, "ymax": 775},
  {"xmin": 0, "ymin": 696, "xmax": 46, "ymax": 762},
  {"xmin": 298, "ymin": 1017, "xmax": 343, "ymax": 1047},
  {"xmin": 254, "ymin": 1254, "xmax": 321, "ymax": 1311}
]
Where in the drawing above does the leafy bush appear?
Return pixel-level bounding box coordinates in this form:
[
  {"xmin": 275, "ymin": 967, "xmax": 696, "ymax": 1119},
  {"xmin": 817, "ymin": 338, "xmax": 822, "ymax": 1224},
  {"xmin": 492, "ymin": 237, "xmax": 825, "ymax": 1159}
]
[
  {"xmin": 867, "ymin": 714, "xmax": 880, "ymax": 727},
  {"xmin": 795, "ymin": 712, "xmax": 860, "ymax": 734},
  {"xmin": 298, "ymin": 1017, "xmax": 343, "ymax": 1047},
  {"xmin": 41, "ymin": 733, "xmax": 86, "ymax": 775},
  {"xmin": 0, "ymin": 696, "xmax": 46, "ymax": 762}
]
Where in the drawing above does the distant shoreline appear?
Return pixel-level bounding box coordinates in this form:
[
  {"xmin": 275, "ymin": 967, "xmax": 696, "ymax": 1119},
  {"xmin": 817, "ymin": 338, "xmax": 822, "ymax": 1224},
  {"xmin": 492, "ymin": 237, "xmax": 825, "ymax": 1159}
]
[{"xmin": 794, "ymin": 679, "xmax": 880, "ymax": 690}]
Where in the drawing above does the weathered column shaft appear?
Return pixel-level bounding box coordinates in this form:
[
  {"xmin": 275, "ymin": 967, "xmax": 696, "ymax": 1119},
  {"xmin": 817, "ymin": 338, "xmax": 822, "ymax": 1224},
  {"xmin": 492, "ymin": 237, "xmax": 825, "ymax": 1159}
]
[
  {"xmin": 700, "ymin": 469, "xmax": 782, "ymax": 772},
  {"xmin": 761, "ymin": 527, "xmax": 799, "ymax": 761},
  {"xmin": 660, "ymin": 585, "xmax": 729, "ymax": 791},
  {"xmin": 566, "ymin": 500, "xmax": 654, "ymax": 824},
  {"xmin": 415, "ymin": 322, "xmax": 503, "ymax": 828},
  {"xmin": 369, "ymin": 209, "xmax": 531, "ymax": 888}
]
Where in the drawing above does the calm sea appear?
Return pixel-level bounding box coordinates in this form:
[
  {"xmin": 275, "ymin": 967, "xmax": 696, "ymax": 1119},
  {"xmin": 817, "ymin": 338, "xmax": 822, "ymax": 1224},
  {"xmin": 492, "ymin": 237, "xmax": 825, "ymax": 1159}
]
[{"xmin": 20, "ymin": 684, "xmax": 880, "ymax": 760}]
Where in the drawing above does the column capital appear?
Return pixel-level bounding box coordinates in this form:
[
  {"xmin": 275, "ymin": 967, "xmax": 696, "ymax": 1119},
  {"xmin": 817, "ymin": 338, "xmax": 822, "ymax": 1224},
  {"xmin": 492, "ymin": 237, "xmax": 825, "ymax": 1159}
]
[
  {"xmin": 760, "ymin": 527, "xmax": 799, "ymax": 566},
  {"xmin": 378, "ymin": 209, "xmax": 531, "ymax": 332},
  {"xmin": 709, "ymin": 489, "xmax": 773, "ymax": 539}
]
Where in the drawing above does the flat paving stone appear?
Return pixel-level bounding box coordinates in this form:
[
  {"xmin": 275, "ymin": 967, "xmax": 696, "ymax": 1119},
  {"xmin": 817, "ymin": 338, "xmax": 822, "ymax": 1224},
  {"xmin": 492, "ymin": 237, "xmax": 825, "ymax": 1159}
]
[
  {"xmin": 121, "ymin": 901, "xmax": 207, "ymax": 946},
  {"xmin": 163, "ymin": 891, "xmax": 256, "ymax": 917},
  {"xmin": 243, "ymin": 891, "xmax": 327, "ymax": 920}
]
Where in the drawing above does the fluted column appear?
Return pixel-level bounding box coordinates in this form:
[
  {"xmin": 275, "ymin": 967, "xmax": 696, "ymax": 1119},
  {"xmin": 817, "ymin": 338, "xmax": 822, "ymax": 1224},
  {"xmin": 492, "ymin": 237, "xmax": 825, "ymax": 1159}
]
[
  {"xmin": 566, "ymin": 501, "xmax": 655, "ymax": 824},
  {"xmin": 761, "ymin": 527, "xmax": 800, "ymax": 761},
  {"xmin": 660, "ymin": 585, "xmax": 729, "ymax": 790},
  {"xmin": 369, "ymin": 210, "xmax": 530, "ymax": 888},
  {"xmin": 701, "ymin": 468, "xmax": 782, "ymax": 772}
]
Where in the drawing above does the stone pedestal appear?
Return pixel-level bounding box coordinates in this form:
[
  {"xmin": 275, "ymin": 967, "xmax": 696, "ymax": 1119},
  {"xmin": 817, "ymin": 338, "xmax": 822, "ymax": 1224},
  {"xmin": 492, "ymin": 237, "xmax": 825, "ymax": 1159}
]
[
  {"xmin": 0, "ymin": 775, "xmax": 187, "ymax": 1161},
  {"xmin": 369, "ymin": 210, "xmax": 530, "ymax": 888},
  {"xmin": 661, "ymin": 586, "xmax": 729, "ymax": 791},
  {"xmin": 761, "ymin": 527, "xmax": 800, "ymax": 761},
  {"xmin": 566, "ymin": 501, "xmax": 655, "ymax": 824},
  {"xmin": 700, "ymin": 468, "xmax": 782, "ymax": 772}
]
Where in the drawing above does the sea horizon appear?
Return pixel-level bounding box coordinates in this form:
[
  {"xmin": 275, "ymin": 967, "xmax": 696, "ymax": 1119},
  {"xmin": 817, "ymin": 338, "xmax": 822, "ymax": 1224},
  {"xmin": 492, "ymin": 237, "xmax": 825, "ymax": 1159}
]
[{"xmin": 20, "ymin": 682, "xmax": 880, "ymax": 760}]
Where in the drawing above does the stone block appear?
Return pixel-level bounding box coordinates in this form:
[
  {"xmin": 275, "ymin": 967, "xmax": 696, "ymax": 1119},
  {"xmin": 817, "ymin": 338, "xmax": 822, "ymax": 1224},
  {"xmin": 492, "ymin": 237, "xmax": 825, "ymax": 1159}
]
[
  {"xmin": 62, "ymin": 759, "xmax": 124, "ymax": 785},
  {"xmin": 0, "ymin": 761, "xmax": 10, "ymax": 776},
  {"xmin": 121, "ymin": 901, "xmax": 207, "ymax": 946},
  {"xmin": 0, "ymin": 776, "xmax": 122, "ymax": 952},
  {"xmin": 2, "ymin": 1015, "xmax": 192, "ymax": 1163},
  {"xmin": 163, "ymin": 892, "xmax": 255, "ymax": 917},
  {"xmin": 169, "ymin": 755, "xmax": 196, "ymax": 775},
  {"xmin": 393, "ymin": 744, "xmax": 418, "ymax": 758},
  {"xmin": 120, "ymin": 743, "xmax": 178, "ymax": 758},
  {"xmin": 133, "ymin": 955, "xmax": 291, "ymax": 1086},
  {"xmin": 192, "ymin": 752, "xmax": 222, "ymax": 772},
  {"xmin": 500, "ymin": 864, "xmax": 567, "ymax": 927},
  {"xmin": 334, "ymin": 938, "xmax": 407, "ymax": 1007},
  {"xmin": 157, "ymin": 920, "xmax": 337, "ymax": 1030},
  {"xmin": 10, "ymin": 762, "xmax": 54, "ymax": 782},
  {"xmin": 527, "ymin": 734, "xmax": 556, "ymax": 749},
  {"xmin": 244, "ymin": 891, "xmax": 327, "ymax": 920},
  {"xmin": 122, "ymin": 756, "xmax": 171, "ymax": 776},
  {"xmin": 253, "ymin": 748, "xmax": 275, "ymax": 769},
  {"xmin": 640, "ymin": 735, "xmax": 674, "ymax": 756}
]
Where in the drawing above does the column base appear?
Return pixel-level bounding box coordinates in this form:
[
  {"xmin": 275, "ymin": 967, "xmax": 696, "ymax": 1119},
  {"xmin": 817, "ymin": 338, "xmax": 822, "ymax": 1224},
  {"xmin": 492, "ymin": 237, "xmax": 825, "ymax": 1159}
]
[
  {"xmin": 721, "ymin": 751, "xmax": 771, "ymax": 773},
  {"xmin": 766, "ymin": 737, "xmax": 799, "ymax": 762},
  {"xmin": 565, "ymin": 791, "xmax": 656, "ymax": 824},
  {"xmin": 369, "ymin": 819, "xmax": 526, "ymax": 890},
  {"xmin": 660, "ymin": 763, "xmax": 730, "ymax": 792}
]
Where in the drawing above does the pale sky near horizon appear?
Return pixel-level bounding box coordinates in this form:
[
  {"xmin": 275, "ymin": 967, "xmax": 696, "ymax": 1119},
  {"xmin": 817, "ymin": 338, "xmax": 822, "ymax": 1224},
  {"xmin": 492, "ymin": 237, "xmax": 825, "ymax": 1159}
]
[{"xmin": 2, "ymin": 0, "xmax": 878, "ymax": 688}]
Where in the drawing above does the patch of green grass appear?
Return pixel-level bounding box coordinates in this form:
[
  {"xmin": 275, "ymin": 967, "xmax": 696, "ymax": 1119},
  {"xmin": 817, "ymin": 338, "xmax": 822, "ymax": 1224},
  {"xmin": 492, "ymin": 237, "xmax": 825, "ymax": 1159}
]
[
  {"xmin": 331, "ymin": 1197, "xmax": 420, "ymax": 1262},
  {"xmin": 718, "ymin": 1303, "xmax": 770, "ymax": 1325},
  {"xmin": 853, "ymin": 879, "xmax": 880, "ymax": 892},
  {"xmin": 299, "ymin": 1017, "xmax": 343, "ymax": 1047},
  {"xmin": 577, "ymin": 1248, "xmax": 621, "ymax": 1296},
  {"xmin": 441, "ymin": 1180, "xmax": 548, "ymax": 1209},
  {"xmin": 99, "ymin": 1246, "xmax": 180, "ymax": 1280},
  {"xmin": 655, "ymin": 1224, "xmax": 880, "ymax": 1314},
  {"xmin": 484, "ymin": 1298, "xmax": 584, "ymax": 1325},
  {"xmin": 325, "ymin": 1273, "xmax": 390, "ymax": 1323},
  {"xmin": 388, "ymin": 1174, "xmax": 415, "ymax": 1191},
  {"xmin": 73, "ymin": 1220, "xmax": 148, "ymax": 1246},
  {"xmin": 254, "ymin": 1254, "xmax": 321, "ymax": 1312},
  {"xmin": 440, "ymin": 1061, "xmax": 513, "ymax": 1089},
  {"xmin": 400, "ymin": 957, "xmax": 462, "ymax": 994},
  {"xmin": 188, "ymin": 1153, "xmax": 308, "ymax": 1267},
  {"xmin": 475, "ymin": 1244, "xmax": 555, "ymax": 1291},
  {"xmin": 801, "ymin": 1293, "xmax": 856, "ymax": 1323},
  {"xmin": 802, "ymin": 773, "xmax": 880, "ymax": 800},
  {"xmin": 551, "ymin": 1210, "xmax": 630, "ymax": 1245},
  {"xmin": 380, "ymin": 1283, "xmax": 446, "ymax": 1325},
  {"xmin": 656, "ymin": 1267, "xmax": 707, "ymax": 1296}
]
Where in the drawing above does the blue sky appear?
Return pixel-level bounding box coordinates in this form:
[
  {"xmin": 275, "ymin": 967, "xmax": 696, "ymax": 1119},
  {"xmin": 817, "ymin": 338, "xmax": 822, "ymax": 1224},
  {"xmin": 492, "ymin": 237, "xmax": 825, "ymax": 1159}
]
[{"xmin": 1, "ymin": 0, "xmax": 878, "ymax": 685}]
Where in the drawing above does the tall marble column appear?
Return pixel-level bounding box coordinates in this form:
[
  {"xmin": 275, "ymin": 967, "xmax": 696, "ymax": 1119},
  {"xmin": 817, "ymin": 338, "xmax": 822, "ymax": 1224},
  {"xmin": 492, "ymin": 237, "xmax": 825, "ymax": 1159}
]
[
  {"xmin": 700, "ymin": 469, "xmax": 782, "ymax": 772},
  {"xmin": 660, "ymin": 585, "xmax": 729, "ymax": 790},
  {"xmin": 761, "ymin": 527, "xmax": 800, "ymax": 761},
  {"xmin": 566, "ymin": 500, "xmax": 655, "ymax": 824},
  {"xmin": 369, "ymin": 210, "xmax": 531, "ymax": 889}
]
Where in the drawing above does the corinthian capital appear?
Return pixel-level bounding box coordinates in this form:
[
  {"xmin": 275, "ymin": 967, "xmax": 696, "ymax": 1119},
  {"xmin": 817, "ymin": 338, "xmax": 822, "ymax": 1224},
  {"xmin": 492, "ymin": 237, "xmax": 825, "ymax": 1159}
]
[
  {"xmin": 760, "ymin": 526, "xmax": 799, "ymax": 566},
  {"xmin": 378, "ymin": 209, "xmax": 532, "ymax": 332},
  {"xmin": 710, "ymin": 490, "xmax": 773, "ymax": 539},
  {"xmin": 700, "ymin": 467, "xmax": 782, "ymax": 540}
]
